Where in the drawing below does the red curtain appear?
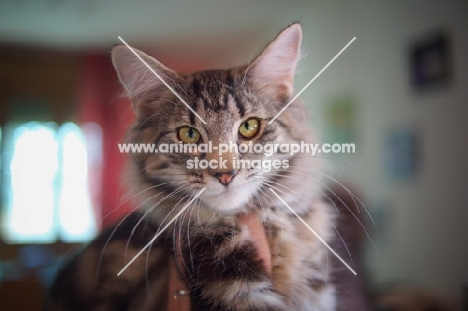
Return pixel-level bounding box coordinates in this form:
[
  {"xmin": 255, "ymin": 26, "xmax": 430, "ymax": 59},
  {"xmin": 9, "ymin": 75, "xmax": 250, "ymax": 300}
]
[{"xmin": 76, "ymin": 53, "xmax": 135, "ymax": 229}]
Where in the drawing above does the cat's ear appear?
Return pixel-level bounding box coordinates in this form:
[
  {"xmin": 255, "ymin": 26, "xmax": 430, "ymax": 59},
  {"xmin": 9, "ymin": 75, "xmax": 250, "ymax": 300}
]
[
  {"xmin": 248, "ymin": 23, "xmax": 302, "ymax": 100},
  {"xmin": 111, "ymin": 45, "xmax": 180, "ymax": 112}
]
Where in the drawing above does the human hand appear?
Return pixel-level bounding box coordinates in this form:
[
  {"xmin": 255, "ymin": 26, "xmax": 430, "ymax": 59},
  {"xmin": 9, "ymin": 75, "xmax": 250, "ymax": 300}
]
[{"xmin": 167, "ymin": 212, "xmax": 272, "ymax": 311}]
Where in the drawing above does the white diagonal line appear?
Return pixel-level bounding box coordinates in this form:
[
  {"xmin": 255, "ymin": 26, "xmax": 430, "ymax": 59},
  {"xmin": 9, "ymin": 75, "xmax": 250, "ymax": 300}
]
[
  {"xmin": 117, "ymin": 188, "xmax": 206, "ymax": 276},
  {"xmin": 268, "ymin": 37, "xmax": 356, "ymax": 124},
  {"xmin": 268, "ymin": 188, "xmax": 357, "ymax": 275},
  {"xmin": 118, "ymin": 36, "xmax": 207, "ymax": 125}
]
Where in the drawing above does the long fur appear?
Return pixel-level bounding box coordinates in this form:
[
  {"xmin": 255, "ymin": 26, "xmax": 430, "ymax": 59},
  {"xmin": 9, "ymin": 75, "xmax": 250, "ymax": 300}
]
[{"xmin": 48, "ymin": 23, "xmax": 339, "ymax": 311}]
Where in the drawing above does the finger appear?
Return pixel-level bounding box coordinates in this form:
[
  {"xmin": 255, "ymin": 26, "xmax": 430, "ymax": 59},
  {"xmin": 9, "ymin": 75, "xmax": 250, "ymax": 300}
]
[
  {"xmin": 237, "ymin": 212, "xmax": 272, "ymax": 276},
  {"xmin": 167, "ymin": 256, "xmax": 190, "ymax": 311}
]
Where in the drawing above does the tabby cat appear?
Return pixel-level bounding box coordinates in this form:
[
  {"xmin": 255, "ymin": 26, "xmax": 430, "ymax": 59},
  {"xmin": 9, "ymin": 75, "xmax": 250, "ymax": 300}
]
[{"xmin": 48, "ymin": 23, "xmax": 339, "ymax": 311}]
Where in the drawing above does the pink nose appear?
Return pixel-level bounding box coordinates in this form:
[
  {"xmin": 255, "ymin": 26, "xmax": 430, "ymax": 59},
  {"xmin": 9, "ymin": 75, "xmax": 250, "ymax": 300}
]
[{"xmin": 215, "ymin": 171, "xmax": 238, "ymax": 186}]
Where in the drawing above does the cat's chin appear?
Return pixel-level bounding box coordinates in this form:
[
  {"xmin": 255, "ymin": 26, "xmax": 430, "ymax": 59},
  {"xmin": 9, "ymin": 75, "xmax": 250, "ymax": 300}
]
[{"xmin": 202, "ymin": 186, "xmax": 252, "ymax": 214}]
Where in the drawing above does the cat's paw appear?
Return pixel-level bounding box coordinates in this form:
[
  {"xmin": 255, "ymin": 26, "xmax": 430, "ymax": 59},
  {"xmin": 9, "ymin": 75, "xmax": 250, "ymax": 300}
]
[{"xmin": 191, "ymin": 279, "xmax": 286, "ymax": 311}]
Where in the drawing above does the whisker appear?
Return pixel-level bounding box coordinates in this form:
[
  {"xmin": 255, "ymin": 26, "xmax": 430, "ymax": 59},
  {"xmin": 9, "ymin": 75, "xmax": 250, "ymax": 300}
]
[
  {"xmin": 145, "ymin": 194, "xmax": 188, "ymax": 294},
  {"xmin": 274, "ymin": 165, "xmax": 373, "ymax": 222},
  {"xmin": 259, "ymin": 178, "xmax": 355, "ymax": 261},
  {"xmin": 124, "ymin": 185, "xmax": 189, "ymax": 262},
  {"xmin": 267, "ymin": 169, "xmax": 378, "ymax": 251},
  {"xmin": 100, "ymin": 181, "xmax": 179, "ymax": 224},
  {"xmin": 265, "ymin": 172, "xmax": 341, "ymax": 214},
  {"xmin": 241, "ymin": 41, "xmax": 262, "ymax": 86}
]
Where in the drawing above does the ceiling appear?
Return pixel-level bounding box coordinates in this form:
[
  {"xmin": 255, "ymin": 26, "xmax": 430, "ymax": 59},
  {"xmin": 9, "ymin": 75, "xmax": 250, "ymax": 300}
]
[{"xmin": 0, "ymin": 0, "xmax": 311, "ymax": 51}]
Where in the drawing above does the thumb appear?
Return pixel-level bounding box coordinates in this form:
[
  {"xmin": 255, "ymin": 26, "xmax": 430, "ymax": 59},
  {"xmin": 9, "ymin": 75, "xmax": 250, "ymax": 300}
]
[{"xmin": 237, "ymin": 212, "xmax": 272, "ymax": 276}]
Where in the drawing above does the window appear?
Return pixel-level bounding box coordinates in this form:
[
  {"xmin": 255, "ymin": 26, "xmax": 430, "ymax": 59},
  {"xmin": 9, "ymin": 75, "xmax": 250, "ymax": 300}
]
[{"xmin": 1, "ymin": 122, "xmax": 100, "ymax": 243}]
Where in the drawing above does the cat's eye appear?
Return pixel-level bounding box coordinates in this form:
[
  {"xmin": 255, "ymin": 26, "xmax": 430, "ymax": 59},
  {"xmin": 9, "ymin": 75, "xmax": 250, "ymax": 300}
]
[
  {"xmin": 178, "ymin": 127, "xmax": 201, "ymax": 144},
  {"xmin": 239, "ymin": 118, "xmax": 259, "ymax": 139}
]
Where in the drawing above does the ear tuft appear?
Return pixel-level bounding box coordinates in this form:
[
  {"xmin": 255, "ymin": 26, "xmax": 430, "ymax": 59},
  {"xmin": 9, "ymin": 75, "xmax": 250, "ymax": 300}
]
[
  {"xmin": 111, "ymin": 45, "xmax": 179, "ymax": 112},
  {"xmin": 248, "ymin": 23, "xmax": 302, "ymax": 100}
]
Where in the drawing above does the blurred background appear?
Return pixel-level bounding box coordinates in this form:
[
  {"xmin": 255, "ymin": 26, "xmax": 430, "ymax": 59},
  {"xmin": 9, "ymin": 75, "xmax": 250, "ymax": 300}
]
[{"xmin": 0, "ymin": 0, "xmax": 467, "ymax": 310}]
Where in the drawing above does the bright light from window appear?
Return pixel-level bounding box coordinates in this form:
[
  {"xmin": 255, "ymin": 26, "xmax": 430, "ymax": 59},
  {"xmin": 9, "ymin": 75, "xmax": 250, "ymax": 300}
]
[
  {"xmin": 58, "ymin": 123, "xmax": 97, "ymax": 242},
  {"xmin": 1, "ymin": 122, "xmax": 99, "ymax": 244},
  {"xmin": 6, "ymin": 123, "xmax": 58, "ymax": 242}
]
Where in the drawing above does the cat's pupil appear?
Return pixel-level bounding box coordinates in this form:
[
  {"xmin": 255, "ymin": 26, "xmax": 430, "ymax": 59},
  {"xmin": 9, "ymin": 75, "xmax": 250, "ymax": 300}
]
[
  {"xmin": 188, "ymin": 128, "xmax": 194, "ymax": 138},
  {"xmin": 244, "ymin": 122, "xmax": 250, "ymax": 130}
]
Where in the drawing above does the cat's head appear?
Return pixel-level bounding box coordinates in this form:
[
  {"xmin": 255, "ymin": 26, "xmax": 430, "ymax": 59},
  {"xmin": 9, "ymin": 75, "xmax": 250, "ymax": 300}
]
[{"xmin": 112, "ymin": 23, "xmax": 314, "ymax": 214}]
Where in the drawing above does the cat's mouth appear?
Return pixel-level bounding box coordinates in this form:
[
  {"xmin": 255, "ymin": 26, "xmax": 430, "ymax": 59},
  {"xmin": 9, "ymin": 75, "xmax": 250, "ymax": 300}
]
[
  {"xmin": 219, "ymin": 183, "xmax": 237, "ymax": 194},
  {"xmin": 201, "ymin": 183, "xmax": 253, "ymax": 213},
  {"xmin": 216, "ymin": 183, "xmax": 242, "ymax": 199}
]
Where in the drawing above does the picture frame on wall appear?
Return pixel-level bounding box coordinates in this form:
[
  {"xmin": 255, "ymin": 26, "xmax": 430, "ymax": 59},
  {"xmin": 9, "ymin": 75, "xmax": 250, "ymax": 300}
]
[
  {"xmin": 323, "ymin": 94, "xmax": 357, "ymax": 146},
  {"xmin": 409, "ymin": 30, "xmax": 452, "ymax": 90},
  {"xmin": 385, "ymin": 126, "xmax": 421, "ymax": 181}
]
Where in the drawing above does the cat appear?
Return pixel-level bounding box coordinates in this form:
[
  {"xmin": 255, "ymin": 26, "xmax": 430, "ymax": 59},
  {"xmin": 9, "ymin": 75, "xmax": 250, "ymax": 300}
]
[{"xmin": 48, "ymin": 23, "xmax": 339, "ymax": 311}]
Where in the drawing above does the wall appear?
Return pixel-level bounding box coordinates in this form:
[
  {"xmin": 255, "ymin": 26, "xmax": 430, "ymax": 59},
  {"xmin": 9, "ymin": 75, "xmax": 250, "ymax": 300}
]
[{"xmin": 285, "ymin": 0, "xmax": 468, "ymax": 306}]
